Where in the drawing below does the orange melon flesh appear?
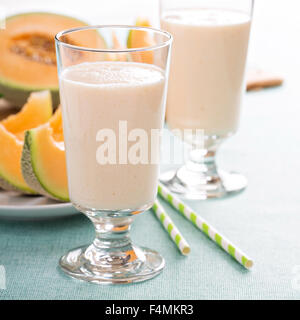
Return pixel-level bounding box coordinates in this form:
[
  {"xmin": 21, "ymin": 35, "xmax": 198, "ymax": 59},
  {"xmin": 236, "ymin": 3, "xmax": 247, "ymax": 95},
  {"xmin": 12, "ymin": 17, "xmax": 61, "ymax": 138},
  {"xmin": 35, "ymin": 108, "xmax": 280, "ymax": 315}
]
[
  {"xmin": 22, "ymin": 108, "xmax": 69, "ymax": 201},
  {"xmin": 127, "ymin": 18, "xmax": 155, "ymax": 64},
  {"xmin": 49, "ymin": 108, "xmax": 64, "ymax": 142},
  {"xmin": 2, "ymin": 90, "xmax": 52, "ymax": 136},
  {"xmin": 0, "ymin": 91, "xmax": 52, "ymax": 193},
  {"xmin": 0, "ymin": 12, "xmax": 105, "ymax": 107},
  {"xmin": 0, "ymin": 127, "xmax": 25, "ymax": 190},
  {"xmin": 0, "ymin": 13, "xmax": 98, "ymax": 88}
]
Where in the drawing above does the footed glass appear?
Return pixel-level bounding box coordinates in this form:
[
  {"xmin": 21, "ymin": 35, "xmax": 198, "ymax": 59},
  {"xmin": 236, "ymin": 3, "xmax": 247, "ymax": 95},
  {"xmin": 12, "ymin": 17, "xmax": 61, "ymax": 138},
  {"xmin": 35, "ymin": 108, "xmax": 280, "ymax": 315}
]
[
  {"xmin": 55, "ymin": 26, "xmax": 172, "ymax": 284},
  {"xmin": 160, "ymin": 0, "xmax": 254, "ymax": 199}
]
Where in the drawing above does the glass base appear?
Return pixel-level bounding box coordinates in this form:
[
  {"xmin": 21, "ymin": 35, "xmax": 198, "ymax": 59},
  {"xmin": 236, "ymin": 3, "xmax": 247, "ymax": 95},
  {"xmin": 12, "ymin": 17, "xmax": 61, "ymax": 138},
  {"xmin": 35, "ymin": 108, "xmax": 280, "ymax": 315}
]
[
  {"xmin": 59, "ymin": 244, "xmax": 165, "ymax": 285},
  {"xmin": 160, "ymin": 168, "xmax": 247, "ymax": 200}
]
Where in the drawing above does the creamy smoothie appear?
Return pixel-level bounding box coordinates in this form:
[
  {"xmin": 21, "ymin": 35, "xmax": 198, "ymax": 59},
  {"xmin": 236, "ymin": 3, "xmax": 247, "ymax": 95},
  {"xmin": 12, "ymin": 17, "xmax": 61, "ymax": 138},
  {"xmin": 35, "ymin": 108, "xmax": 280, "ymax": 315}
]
[
  {"xmin": 161, "ymin": 9, "xmax": 251, "ymax": 137},
  {"xmin": 59, "ymin": 62, "xmax": 165, "ymax": 210}
]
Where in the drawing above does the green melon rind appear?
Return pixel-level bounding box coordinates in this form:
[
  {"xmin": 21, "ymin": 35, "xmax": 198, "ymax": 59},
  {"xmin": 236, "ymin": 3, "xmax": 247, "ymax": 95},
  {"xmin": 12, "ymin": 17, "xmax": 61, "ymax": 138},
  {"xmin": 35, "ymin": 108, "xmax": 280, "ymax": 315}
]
[
  {"xmin": 0, "ymin": 80, "xmax": 59, "ymax": 109},
  {"xmin": 0, "ymin": 128, "xmax": 37, "ymax": 193},
  {"xmin": 0, "ymin": 11, "xmax": 98, "ymax": 108},
  {"xmin": 0, "ymin": 171, "xmax": 36, "ymax": 194},
  {"xmin": 22, "ymin": 130, "xmax": 69, "ymax": 202}
]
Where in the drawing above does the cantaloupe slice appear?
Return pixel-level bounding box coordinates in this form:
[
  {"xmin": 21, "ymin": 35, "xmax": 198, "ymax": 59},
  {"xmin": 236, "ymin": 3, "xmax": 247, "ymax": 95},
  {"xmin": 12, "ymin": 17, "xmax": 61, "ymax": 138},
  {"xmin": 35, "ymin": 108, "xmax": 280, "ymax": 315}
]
[
  {"xmin": 22, "ymin": 108, "xmax": 69, "ymax": 201},
  {"xmin": 0, "ymin": 91, "xmax": 52, "ymax": 193},
  {"xmin": 0, "ymin": 12, "xmax": 105, "ymax": 107},
  {"xmin": 127, "ymin": 18, "xmax": 155, "ymax": 64}
]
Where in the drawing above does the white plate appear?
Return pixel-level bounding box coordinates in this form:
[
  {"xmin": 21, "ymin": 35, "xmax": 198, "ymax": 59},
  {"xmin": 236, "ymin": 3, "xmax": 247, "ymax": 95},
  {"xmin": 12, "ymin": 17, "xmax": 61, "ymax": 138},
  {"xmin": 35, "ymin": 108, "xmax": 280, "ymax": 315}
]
[{"xmin": 0, "ymin": 190, "xmax": 79, "ymax": 220}]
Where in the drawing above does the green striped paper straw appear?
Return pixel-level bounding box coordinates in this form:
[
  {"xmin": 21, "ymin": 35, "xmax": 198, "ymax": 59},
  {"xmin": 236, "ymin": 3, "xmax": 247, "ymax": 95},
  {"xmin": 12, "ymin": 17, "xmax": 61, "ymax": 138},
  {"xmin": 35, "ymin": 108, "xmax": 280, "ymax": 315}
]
[
  {"xmin": 158, "ymin": 183, "xmax": 253, "ymax": 269},
  {"xmin": 152, "ymin": 199, "xmax": 191, "ymax": 256}
]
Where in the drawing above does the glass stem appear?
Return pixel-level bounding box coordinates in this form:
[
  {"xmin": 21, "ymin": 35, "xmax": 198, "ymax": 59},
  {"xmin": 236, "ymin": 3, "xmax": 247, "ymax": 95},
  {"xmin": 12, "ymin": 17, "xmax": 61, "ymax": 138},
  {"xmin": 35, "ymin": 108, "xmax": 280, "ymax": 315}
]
[
  {"xmin": 90, "ymin": 216, "xmax": 133, "ymax": 250},
  {"xmin": 85, "ymin": 215, "xmax": 137, "ymax": 266},
  {"xmin": 185, "ymin": 148, "xmax": 219, "ymax": 181}
]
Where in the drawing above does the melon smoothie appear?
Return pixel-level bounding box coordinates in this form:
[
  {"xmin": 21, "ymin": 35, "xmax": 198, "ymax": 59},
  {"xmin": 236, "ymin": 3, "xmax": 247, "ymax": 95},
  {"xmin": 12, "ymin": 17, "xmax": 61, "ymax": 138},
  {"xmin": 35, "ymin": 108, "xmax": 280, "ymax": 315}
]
[
  {"xmin": 159, "ymin": 0, "xmax": 253, "ymax": 199},
  {"xmin": 59, "ymin": 61, "xmax": 165, "ymax": 211},
  {"xmin": 56, "ymin": 25, "xmax": 172, "ymax": 284},
  {"xmin": 161, "ymin": 8, "xmax": 251, "ymax": 137}
]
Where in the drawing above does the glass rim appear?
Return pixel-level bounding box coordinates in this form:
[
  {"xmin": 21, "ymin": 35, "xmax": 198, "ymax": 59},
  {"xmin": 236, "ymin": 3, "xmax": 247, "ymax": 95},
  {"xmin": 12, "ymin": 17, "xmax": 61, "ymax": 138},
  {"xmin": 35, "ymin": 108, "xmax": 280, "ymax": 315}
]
[{"xmin": 55, "ymin": 24, "xmax": 173, "ymax": 53}]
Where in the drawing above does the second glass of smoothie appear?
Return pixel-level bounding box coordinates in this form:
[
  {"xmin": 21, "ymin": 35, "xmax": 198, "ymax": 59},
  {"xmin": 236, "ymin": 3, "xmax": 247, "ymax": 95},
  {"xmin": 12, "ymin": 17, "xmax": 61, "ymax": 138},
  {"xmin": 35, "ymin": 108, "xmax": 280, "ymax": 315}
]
[
  {"xmin": 160, "ymin": 0, "xmax": 253, "ymax": 199},
  {"xmin": 55, "ymin": 26, "xmax": 172, "ymax": 284}
]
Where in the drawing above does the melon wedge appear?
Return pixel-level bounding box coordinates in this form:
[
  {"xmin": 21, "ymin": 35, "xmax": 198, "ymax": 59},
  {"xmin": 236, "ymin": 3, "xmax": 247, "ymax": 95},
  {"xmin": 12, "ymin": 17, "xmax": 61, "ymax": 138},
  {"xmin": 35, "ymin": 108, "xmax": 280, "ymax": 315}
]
[
  {"xmin": 22, "ymin": 108, "xmax": 69, "ymax": 201},
  {"xmin": 0, "ymin": 12, "xmax": 105, "ymax": 107},
  {"xmin": 0, "ymin": 91, "xmax": 52, "ymax": 193},
  {"xmin": 127, "ymin": 18, "xmax": 155, "ymax": 64}
]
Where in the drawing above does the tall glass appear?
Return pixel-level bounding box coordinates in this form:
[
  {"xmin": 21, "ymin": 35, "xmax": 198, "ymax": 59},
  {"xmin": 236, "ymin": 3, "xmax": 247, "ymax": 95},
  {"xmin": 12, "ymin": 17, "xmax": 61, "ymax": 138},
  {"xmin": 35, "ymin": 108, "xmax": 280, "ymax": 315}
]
[
  {"xmin": 55, "ymin": 26, "xmax": 172, "ymax": 284},
  {"xmin": 160, "ymin": 0, "xmax": 254, "ymax": 199}
]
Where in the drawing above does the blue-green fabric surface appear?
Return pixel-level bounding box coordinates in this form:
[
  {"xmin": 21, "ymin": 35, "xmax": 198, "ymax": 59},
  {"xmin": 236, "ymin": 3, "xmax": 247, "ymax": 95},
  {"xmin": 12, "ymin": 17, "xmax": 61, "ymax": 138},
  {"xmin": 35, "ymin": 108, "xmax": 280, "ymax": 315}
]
[{"xmin": 1, "ymin": 0, "xmax": 300, "ymax": 300}]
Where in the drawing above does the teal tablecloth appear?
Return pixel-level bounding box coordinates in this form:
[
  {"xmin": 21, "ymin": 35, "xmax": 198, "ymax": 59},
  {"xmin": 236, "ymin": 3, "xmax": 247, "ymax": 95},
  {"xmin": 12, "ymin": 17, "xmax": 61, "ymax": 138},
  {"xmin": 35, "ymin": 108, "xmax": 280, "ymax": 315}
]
[{"xmin": 1, "ymin": 0, "xmax": 300, "ymax": 300}]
